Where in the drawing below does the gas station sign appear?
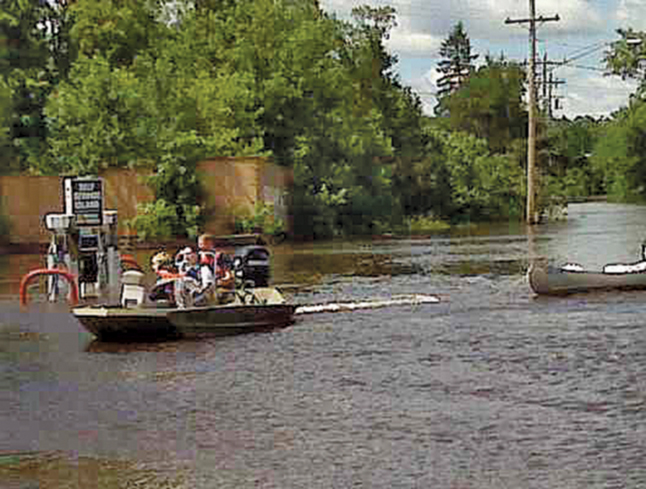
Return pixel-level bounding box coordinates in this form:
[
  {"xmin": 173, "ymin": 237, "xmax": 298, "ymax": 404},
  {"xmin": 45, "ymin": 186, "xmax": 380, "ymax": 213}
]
[{"xmin": 64, "ymin": 178, "xmax": 103, "ymax": 226}]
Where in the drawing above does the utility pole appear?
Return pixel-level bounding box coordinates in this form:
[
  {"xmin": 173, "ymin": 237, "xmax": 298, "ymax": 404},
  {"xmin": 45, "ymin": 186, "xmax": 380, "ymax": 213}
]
[
  {"xmin": 546, "ymin": 72, "xmax": 565, "ymax": 117},
  {"xmin": 536, "ymin": 54, "xmax": 566, "ymax": 116},
  {"xmin": 548, "ymin": 71, "xmax": 553, "ymax": 117},
  {"xmin": 542, "ymin": 53, "xmax": 548, "ymax": 112},
  {"xmin": 505, "ymin": 1, "xmax": 559, "ymax": 224}
]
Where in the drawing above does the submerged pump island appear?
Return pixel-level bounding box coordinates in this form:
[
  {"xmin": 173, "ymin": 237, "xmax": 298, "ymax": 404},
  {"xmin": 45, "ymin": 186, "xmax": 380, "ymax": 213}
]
[{"xmin": 19, "ymin": 176, "xmax": 295, "ymax": 341}]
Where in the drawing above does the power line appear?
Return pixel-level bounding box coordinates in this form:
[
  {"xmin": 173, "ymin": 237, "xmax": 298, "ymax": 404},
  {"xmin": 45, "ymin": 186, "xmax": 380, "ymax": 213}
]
[{"xmin": 567, "ymin": 64, "xmax": 605, "ymax": 72}]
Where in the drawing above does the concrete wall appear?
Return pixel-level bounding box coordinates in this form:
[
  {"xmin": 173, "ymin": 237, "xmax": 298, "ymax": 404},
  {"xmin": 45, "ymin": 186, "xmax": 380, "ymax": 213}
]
[
  {"xmin": 0, "ymin": 175, "xmax": 62, "ymax": 245},
  {"xmin": 0, "ymin": 158, "xmax": 292, "ymax": 245},
  {"xmin": 197, "ymin": 157, "xmax": 292, "ymax": 235},
  {"xmin": 102, "ymin": 168, "xmax": 156, "ymax": 234}
]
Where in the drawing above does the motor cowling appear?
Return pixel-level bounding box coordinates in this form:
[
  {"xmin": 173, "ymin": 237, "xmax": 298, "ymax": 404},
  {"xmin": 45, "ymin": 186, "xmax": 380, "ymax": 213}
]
[
  {"xmin": 233, "ymin": 246, "xmax": 271, "ymax": 288},
  {"xmin": 120, "ymin": 270, "xmax": 146, "ymax": 308}
]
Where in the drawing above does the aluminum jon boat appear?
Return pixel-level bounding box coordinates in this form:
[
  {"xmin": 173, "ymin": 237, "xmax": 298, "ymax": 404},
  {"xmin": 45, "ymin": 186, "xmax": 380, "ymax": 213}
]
[
  {"xmin": 73, "ymin": 287, "xmax": 296, "ymax": 341},
  {"xmin": 528, "ymin": 260, "xmax": 646, "ymax": 296}
]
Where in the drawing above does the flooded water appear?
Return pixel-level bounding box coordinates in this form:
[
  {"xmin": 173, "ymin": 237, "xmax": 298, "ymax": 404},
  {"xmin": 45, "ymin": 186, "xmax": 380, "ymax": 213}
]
[{"xmin": 2, "ymin": 202, "xmax": 646, "ymax": 488}]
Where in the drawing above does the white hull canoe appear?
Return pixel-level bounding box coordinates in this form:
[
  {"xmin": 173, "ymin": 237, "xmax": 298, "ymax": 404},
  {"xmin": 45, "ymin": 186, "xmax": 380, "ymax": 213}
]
[
  {"xmin": 528, "ymin": 264, "xmax": 646, "ymax": 295},
  {"xmin": 73, "ymin": 287, "xmax": 296, "ymax": 341}
]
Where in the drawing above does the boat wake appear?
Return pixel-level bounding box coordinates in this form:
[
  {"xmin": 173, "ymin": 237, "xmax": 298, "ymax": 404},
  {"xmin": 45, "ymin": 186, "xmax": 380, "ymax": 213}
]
[{"xmin": 294, "ymin": 294, "xmax": 440, "ymax": 315}]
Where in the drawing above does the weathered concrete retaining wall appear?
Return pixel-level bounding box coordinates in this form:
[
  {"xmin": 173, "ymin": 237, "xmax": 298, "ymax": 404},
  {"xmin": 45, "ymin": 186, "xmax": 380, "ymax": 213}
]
[
  {"xmin": 0, "ymin": 157, "xmax": 292, "ymax": 245},
  {"xmin": 0, "ymin": 175, "xmax": 62, "ymax": 245}
]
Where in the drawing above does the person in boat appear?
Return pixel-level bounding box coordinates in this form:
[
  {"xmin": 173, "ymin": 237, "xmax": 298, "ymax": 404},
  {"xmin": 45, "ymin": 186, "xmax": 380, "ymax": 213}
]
[
  {"xmin": 194, "ymin": 234, "xmax": 235, "ymax": 305},
  {"xmin": 175, "ymin": 247, "xmax": 201, "ymax": 280},
  {"xmin": 149, "ymin": 251, "xmax": 178, "ymax": 303},
  {"xmin": 151, "ymin": 251, "xmax": 175, "ymax": 277},
  {"xmin": 173, "ymin": 247, "xmax": 202, "ymax": 308},
  {"xmin": 198, "ymin": 234, "xmax": 234, "ymax": 290}
]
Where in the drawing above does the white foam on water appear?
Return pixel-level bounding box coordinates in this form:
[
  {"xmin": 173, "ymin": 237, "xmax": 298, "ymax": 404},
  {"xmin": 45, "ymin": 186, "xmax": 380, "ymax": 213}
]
[{"xmin": 294, "ymin": 294, "xmax": 440, "ymax": 315}]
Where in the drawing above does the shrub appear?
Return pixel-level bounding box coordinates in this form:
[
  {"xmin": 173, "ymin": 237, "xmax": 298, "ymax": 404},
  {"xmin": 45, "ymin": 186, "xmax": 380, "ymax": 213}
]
[{"xmin": 234, "ymin": 201, "xmax": 286, "ymax": 236}]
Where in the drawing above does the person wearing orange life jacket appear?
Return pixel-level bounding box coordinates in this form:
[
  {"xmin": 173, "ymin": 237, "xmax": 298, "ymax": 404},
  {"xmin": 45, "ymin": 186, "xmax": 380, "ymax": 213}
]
[{"xmin": 198, "ymin": 234, "xmax": 234, "ymax": 291}]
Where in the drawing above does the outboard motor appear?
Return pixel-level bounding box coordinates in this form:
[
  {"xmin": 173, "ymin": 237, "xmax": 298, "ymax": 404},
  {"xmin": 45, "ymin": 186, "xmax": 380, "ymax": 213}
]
[{"xmin": 233, "ymin": 246, "xmax": 271, "ymax": 287}]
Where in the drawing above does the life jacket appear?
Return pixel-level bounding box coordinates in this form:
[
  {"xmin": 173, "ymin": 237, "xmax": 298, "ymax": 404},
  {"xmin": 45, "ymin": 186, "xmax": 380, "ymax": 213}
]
[
  {"xmin": 199, "ymin": 250, "xmax": 216, "ymax": 266},
  {"xmin": 157, "ymin": 269, "xmax": 182, "ymax": 280},
  {"xmin": 200, "ymin": 251, "xmax": 223, "ymax": 277}
]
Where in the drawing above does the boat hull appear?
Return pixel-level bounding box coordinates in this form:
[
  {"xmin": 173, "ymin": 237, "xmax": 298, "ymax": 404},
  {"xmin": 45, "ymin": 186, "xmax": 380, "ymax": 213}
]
[
  {"xmin": 528, "ymin": 264, "xmax": 646, "ymax": 295},
  {"xmin": 73, "ymin": 306, "xmax": 179, "ymax": 341},
  {"xmin": 73, "ymin": 287, "xmax": 296, "ymax": 341},
  {"xmin": 74, "ymin": 304, "xmax": 295, "ymax": 341},
  {"xmin": 167, "ymin": 304, "xmax": 295, "ymax": 337}
]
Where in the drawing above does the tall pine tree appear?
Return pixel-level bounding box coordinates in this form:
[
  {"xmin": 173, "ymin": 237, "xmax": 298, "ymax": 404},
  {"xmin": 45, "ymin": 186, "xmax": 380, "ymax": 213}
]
[{"xmin": 435, "ymin": 21, "xmax": 478, "ymax": 110}]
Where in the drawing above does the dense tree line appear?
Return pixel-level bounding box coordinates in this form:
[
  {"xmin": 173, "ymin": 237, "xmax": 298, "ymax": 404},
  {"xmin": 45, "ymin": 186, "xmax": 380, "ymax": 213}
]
[
  {"xmin": 2, "ymin": 2, "xmax": 635, "ymax": 240},
  {"xmin": 592, "ymin": 28, "xmax": 646, "ymax": 203},
  {"xmin": 541, "ymin": 27, "xmax": 646, "ymax": 206},
  {"xmin": 2, "ymin": 0, "xmax": 421, "ymax": 238}
]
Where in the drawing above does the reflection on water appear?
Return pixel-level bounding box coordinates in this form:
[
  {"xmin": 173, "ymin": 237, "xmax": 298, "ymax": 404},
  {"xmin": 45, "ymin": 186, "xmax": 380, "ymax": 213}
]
[
  {"xmin": 534, "ymin": 202, "xmax": 646, "ymax": 269},
  {"xmin": 2, "ymin": 203, "xmax": 646, "ymax": 488}
]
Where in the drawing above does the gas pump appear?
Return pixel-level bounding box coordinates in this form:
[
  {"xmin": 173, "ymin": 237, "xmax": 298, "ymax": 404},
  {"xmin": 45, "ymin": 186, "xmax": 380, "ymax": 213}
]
[
  {"xmin": 43, "ymin": 177, "xmax": 121, "ymax": 302},
  {"xmin": 44, "ymin": 213, "xmax": 74, "ymax": 301}
]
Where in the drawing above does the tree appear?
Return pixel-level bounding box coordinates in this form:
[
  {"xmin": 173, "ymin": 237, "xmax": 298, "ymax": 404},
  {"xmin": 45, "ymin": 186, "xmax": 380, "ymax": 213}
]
[
  {"xmin": 69, "ymin": 0, "xmax": 162, "ymax": 68},
  {"xmin": 604, "ymin": 28, "xmax": 646, "ymax": 85},
  {"xmin": 0, "ymin": 0, "xmax": 74, "ymax": 173},
  {"xmin": 591, "ymin": 100, "xmax": 646, "ymax": 202},
  {"xmin": 397, "ymin": 119, "xmax": 526, "ymax": 222},
  {"xmin": 596, "ymin": 28, "xmax": 646, "ymax": 202},
  {"xmin": 435, "ymin": 22, "xmax": 478, "ymax": 103},
  {"xmin": 541, "ymin": 116, "xmax": 602, "ymax": 199},
  {"xmin": 395, "ymin": 119, "xmax": 453, "ymax": 219},
  {"xmin": 45, "ymin": 2, "xmax": 263, "ymax": 237},
  {"xmin": 42, "ymin": 0, "xmax": 430, "ymax": 238},
  {"xmin": 441, "ymin": 56, "xmax": 526, "ymax": 153}
]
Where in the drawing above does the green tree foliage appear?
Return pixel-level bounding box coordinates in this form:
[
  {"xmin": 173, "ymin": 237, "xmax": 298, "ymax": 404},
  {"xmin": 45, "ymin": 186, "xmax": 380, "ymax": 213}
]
[
  {"xmin": 439, "ymin": 128, "xmax": 524, "ymax": 220},
  {"xmin": 43, "ymin": 0, "xmax": 411, "ymax": 238},
  {"xmin": 224, "ymin": 1, "xmax": 406, "ymax": 238},
  {"xmin": 604, "ymin": 28, "xmax": 646, "ymax": 85},
  {"xmin": 45, "ymin": 0, "xmax": 264, "ymax": 237},
  {"xmin": 394, "ymin": 119, "xmax": 452, "ymax": 219},
  {"xmin": 441, "ymin": 57, "xmax": 526, "ymax": 153},
  {"xmin": 542, "ymin": 116, "xmax": 601, "ymax": 199},
  {"xmin": 400, "ymin": 120, "xmax": 525, "ymax": 222},
  {"xmin": 592, "ymin": 28, "xmax": 646, "ymax": 202},
  {"xmin": 402, "ymin": 52, "xmax": 528, "ymax": 222},
  {"xmin": 0, "ymin": 0, "xmax": 73, "ymax": 173},
  {"xmin": 9, "ymin": 0, "xmax": 539, "ymax": 239},
  {"xmin": 70, "ymin": 0, "xmax": 161, "ymax": 68},
  {"xmin": 435, "ymin": 21, "xmax": 478, "ymax": 102},
  {"xmin": 592, "ymin": 101, "xmax": 646, "ymax": 201},
  {"xmin": 0, "ymin": 77, "xmax": 12, "ymax": 152}
]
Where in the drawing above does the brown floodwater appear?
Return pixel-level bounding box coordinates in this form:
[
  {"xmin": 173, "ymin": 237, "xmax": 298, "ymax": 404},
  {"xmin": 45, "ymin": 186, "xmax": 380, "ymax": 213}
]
[{"xmin": 2, "ymin": 202, "xmax": 646, "ymax": 488}]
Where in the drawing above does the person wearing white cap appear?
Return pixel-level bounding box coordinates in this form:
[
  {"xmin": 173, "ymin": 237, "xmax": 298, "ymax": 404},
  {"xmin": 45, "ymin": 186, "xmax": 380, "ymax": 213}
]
[{"xmin": 174, "ymin": 247, "xmax": 200, "ymax": 308}]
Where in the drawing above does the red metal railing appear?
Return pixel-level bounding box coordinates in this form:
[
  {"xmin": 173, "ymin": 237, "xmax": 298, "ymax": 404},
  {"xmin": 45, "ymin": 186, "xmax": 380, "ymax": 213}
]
[{"xmin": 19, "ymin": 269, "xmax": 79, "ymax": 307}]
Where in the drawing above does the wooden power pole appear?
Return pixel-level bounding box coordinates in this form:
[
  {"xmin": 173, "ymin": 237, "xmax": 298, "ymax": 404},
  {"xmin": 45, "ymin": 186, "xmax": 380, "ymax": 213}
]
[{"xmin": 505, "ymin": 1, "xmax": 559, "ymax": 224}]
